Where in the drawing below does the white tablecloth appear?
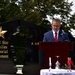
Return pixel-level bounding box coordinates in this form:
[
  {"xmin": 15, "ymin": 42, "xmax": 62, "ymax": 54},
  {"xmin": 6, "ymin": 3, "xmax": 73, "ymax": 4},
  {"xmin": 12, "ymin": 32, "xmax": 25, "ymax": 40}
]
[{"xmin": 40, "ymin": 69, "xmax": 75, "ymax": 75}]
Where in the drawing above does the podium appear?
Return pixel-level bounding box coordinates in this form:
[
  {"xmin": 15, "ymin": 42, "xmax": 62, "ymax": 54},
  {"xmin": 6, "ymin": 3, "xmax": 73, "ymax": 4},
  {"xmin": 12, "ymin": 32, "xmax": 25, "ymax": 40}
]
[{"xmin": 39, "ymin": 42, "xmax": 72, "ymax": 69}]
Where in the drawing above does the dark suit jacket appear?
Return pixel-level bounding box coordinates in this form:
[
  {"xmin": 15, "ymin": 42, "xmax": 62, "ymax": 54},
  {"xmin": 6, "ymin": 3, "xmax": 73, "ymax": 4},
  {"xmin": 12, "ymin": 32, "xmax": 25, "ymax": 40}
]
[{"xmin": 43, "ymin": 30, "xmax": 69, "ymax": 42}]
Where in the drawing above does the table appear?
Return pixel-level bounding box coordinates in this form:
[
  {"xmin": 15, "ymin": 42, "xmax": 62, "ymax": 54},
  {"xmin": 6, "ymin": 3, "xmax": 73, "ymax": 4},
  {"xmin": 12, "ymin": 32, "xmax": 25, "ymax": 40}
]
[{"xmin": 40, "ymin": 69, "xmax": 75, "ymax": 75}]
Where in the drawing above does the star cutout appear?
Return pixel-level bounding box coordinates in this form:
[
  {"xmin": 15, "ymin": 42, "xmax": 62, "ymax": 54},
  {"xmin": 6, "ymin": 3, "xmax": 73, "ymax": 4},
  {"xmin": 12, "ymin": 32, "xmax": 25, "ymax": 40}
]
[{"xmin": 0, "ymin": 26, "xmax": 7, "ymax": 39}]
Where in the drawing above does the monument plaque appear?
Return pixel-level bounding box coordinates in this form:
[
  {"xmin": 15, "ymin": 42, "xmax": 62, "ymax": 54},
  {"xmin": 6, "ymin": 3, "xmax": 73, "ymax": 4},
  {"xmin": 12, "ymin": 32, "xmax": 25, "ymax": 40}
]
[
  {"xmin": 0, "ymin": 26, "xmax": 8, "ymax": 59},
  {"xmin": 0, "ymin": 40, "xmax": 9, "ymax": 59}
]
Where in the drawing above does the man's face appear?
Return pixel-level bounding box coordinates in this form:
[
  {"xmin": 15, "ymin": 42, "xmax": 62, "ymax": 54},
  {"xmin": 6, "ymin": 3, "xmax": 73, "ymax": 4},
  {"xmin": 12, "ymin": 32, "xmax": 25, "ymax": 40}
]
[{"xmin": 51, "ymin": 21, "xmax": 61, "ymax": 32}]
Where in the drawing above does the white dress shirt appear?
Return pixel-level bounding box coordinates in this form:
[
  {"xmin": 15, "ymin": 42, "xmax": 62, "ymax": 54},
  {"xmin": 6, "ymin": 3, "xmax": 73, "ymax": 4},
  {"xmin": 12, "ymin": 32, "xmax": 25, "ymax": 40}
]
[{"xmin": 52, "ymin": 30, "xmax": 59, "ymax": 39}]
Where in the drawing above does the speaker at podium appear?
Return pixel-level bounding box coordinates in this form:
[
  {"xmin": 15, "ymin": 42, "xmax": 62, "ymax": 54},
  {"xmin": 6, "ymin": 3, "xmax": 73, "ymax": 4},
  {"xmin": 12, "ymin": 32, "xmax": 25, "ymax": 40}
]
[{"xmin": 39, "ymin": 42, "xmax": 72, "ymax": 69}]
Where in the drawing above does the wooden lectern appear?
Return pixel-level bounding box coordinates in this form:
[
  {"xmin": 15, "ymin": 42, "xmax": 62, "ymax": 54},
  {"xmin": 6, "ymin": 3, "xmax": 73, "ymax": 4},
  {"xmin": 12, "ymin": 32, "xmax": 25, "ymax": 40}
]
[{"xmin": 39, "ymin": 42, "xmax": 72, "ymax": 69}]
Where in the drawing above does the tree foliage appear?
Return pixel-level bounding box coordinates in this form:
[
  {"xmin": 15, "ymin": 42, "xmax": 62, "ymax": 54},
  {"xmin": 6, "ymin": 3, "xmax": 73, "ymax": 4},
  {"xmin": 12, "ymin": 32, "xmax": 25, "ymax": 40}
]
[
  {"xmin": 0, "ymin": 0, "xmax": 75, "ymax": 33},
  {"xmin": 0, "ymin": 0, "xmax": 21, "ymax": 22}
]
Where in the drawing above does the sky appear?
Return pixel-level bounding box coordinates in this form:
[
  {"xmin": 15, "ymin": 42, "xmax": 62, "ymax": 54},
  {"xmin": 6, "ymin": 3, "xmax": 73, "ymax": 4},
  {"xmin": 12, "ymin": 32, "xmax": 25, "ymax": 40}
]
[
  {"xmin": 69, "ymin": 0, "xmax": 75, "ymax": 37},
  {"xmin": 69, "ymin": 0, "xmax": 75, "ymax": 13}
]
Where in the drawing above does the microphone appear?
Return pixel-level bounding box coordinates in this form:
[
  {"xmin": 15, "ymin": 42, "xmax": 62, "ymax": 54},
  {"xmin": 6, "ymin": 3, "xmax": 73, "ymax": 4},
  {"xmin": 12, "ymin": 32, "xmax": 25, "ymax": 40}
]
[
  {"xmin": 61, "ymin": 30, "xmax": 65, "ymax": 36},
  {"xmin": 61, "ymin": 30, "xmax": 69, "ymax": 42},
  {"xmin": 61, "ymin": 30, "xmax": 65, "ymax": 40}
]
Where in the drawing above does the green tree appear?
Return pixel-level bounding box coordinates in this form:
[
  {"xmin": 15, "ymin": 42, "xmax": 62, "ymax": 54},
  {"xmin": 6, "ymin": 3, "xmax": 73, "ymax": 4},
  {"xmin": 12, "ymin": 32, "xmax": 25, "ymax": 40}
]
[
  {"xmin": 17, "ymin": 0, "xmax": 75, "ymax": 32},
  {"xmin": 0, "ymin": 0, "xmax": 75, "ymax": 34},
  {"xmin": 0, "ymin": 0, "xmax": 22, "ymax": 23}
]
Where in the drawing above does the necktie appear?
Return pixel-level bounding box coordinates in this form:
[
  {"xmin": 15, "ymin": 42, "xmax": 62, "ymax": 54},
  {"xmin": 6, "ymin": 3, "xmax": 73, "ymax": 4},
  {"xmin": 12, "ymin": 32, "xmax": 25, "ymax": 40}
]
[{"xmin": 54, "ymin": 32, "xmax": 58, "ymax": 42}]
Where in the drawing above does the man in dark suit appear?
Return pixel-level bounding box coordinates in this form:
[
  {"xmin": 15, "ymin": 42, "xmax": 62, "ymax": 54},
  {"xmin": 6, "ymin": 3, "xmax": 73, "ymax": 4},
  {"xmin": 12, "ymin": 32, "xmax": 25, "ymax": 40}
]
[{"xmin": 43, "ymin": 18, "xmax": 69, "ymax": 42}]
